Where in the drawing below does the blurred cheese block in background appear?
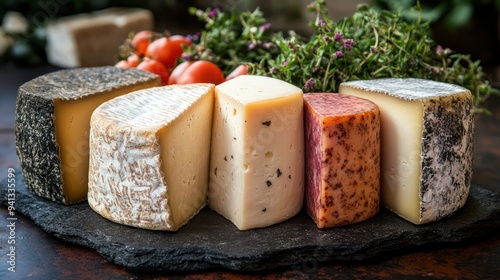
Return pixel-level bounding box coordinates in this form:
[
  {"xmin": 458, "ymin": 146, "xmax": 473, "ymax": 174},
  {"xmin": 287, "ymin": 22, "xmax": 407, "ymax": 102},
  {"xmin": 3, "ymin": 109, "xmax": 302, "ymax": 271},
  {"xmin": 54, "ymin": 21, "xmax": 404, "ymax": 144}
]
[
  {"xmin": 45, "ymin": 8, "xmax": 153, "ymax": 67},
  {"xmin": 339, "ymin": 78, "xmax": 474, "ymax": 224},
  {"xmin": 15, "ymin": 66, "xmax": 161, "ymax": 204},
  {"xmin": 209, "ymin": 75, "xmax": 304, "ymax": 230},
  {"xmin": 303, "ymin": 93, "xmax": 380, "ymax": 228},
  {"xmin": 88, "ymin": 84, "xmax": 215, "ymax": 231}
]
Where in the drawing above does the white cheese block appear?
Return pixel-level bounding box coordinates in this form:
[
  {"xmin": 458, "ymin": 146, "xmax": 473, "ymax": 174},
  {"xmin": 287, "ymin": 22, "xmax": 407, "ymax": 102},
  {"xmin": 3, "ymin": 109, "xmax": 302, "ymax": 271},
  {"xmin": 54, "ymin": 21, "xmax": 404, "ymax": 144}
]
[
  {"xmin": 46, "ymin": 8, "xmax": 153, "ymax": 67},
  {"xmin": 209, "ymin": 75, "xmax": 304, "ymax": 230},
  {"xmin": 339, "ymin": 78, "xmax": 474, "ymax": 224},
  {"xmin": 88, "ymin": 84, "xmax": 215, "ymax": 231}
]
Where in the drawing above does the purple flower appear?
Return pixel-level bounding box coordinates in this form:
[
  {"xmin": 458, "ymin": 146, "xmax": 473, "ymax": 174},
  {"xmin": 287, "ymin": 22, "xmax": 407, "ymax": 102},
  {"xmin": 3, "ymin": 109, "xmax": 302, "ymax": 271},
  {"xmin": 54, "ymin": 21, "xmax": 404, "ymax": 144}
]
[
  {"xmin": 272, "ymin": 66, "xmax": 279, "ymax": 74},
  {"xmin": 436, "ymin": 45, "xmax": 444, "ymax": 56},
  {"xmin": 333, "ymin": 32, "xmax": 344, "ymax": 42},
  {"xmin": 281, "ymin": 60, "xmax": 289, "ymax": 67},
  {"xmin": 186, "ymin": 32, "xmax": 200, "ymax": 42},
  {"xmin": 343, "ymin": 39, "xmax": 354, "ymax": 50},
  {"xmin": 248, "ymin": 42, "xmax": 256, "ymax": 50},
  {"xmin": 260, "ymin": 23, "xmax": 271, "ymax": 32},
  {"xmin": 322, "ymin": 35, "xmax": 330, "ymax": 43},
  {"xmin": 335, "ymin": 51, "xmax": 343, "ymax": 57},
  {"xmin": 182, "ymin": 53, "xmax": 190, "ymax": 60},
  {"xmin": 208, "ymin": 8, "xmax": 220, "ymax": 18},
  {"xmin": 304, "ymin": 78, "xmax": 316, "ymax": 92},
  {"xmin": 263, "ymin": 42, "xmax": 275, "ymax": 49},
  {"xmin": 318, "ymin": 19, "xmax": 326, "ymax": 28}
]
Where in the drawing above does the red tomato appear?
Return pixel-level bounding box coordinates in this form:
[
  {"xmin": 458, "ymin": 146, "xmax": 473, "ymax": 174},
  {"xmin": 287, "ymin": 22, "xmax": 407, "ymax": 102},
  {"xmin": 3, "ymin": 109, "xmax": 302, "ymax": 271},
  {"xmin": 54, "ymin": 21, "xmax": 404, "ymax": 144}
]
[
  {"xmin": 169, "ymin": 35, "xmax": 192, "ymax": 50},
  {"xmin": 114, "ymin": 54, "xmax": 140, "ymax": 68},
  {"xmin": 145, "ymin": 35, "xmax": 191, "ymax": 70},
  {"xmin": 225, "ymin": 64, "xmax": 249, "ymax": 81},
  {"xmin": 131, "ymin": 31, "xmax": 159, "ymax": 57},
  {"xmin": 167, "ymin": 61, "xmax": 193, "ymax": 85},
  {"xmin": 174, "ymin": 61, "xmax": 225, "ymax": 85},
  {"xmin": 136, "ymin": 59, "xmax": 170, "ymax": 85}
]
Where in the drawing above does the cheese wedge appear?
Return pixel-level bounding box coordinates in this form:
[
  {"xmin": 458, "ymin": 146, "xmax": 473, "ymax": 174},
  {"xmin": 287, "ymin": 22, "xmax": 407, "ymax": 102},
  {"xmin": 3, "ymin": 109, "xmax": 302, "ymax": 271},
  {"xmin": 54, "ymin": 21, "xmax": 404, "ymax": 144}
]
[
  {"xmin": 339, "ymin": 78, "xmax": 474, "ymax": 224},
  {"xmin": 15, "ymin": 66, "xmax": 160, "ymax": 204},
  {"xmin": 88, "ymin": 84, "xmax": 215, "ymax": 231},
  {"xmin": 209, "ymin": 75, "xmax": 304, "ymax": 230},
  {"xmin": 46, "ymin": 8, "xmax": 153, "ymax": 67},
  {"xmin": 304, "ymin": 93, "xmax": 380, "ymax": 228}
]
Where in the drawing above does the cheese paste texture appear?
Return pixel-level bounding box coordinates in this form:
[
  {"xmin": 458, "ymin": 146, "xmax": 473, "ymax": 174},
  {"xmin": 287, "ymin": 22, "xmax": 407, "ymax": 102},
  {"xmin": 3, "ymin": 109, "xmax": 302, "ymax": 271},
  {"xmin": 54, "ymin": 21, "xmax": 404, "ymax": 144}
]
[
  {"xmin": 340, "ymin": 78, "xmax": 474, "ymax": 224},
  {"xmin": 88, "ymin": 84, "xmax": 214, "ymax": 230}
]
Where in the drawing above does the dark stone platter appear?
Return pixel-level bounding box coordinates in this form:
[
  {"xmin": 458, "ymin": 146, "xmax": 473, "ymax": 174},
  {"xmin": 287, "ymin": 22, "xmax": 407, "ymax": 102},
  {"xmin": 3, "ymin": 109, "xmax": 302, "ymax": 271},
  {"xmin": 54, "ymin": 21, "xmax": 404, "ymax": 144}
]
[{"xmin": 1, "ymin": 170, "xmax": 499, "ymax": 272}]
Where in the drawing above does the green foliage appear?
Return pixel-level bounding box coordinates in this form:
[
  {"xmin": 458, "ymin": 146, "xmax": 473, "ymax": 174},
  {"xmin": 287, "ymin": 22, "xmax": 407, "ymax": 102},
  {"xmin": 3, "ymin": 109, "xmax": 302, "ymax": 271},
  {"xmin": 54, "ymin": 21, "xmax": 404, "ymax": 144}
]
[
  {"xmin": 185, "ymin": 6, "xmax": 281, "ymax": 74},
  {"xmin": 185, "ymin": 0, "xmax": 498, "ymax": 113}
]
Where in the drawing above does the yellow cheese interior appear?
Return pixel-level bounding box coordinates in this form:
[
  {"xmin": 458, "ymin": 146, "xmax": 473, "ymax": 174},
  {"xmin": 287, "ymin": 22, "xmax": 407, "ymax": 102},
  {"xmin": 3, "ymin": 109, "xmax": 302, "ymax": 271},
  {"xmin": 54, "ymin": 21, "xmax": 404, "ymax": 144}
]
[
  {"xmin": 340, "ymin": 87, "xmax": 424, "ymax": 223},
  {"xmin": 54, "ymin": 81, "xmax": 160, "ymax": 204},
  {"xmin": 158, "ymin": 89, "xmax": 213, "ymax": 229}
]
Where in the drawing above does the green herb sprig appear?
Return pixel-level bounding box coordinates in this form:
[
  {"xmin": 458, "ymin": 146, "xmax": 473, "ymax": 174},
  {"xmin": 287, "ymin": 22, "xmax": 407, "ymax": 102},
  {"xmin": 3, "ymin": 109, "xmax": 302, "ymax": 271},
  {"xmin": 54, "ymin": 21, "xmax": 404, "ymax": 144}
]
[{"xmin": 184, "ymin": 6, "xmax": 281, "ymax": 75}]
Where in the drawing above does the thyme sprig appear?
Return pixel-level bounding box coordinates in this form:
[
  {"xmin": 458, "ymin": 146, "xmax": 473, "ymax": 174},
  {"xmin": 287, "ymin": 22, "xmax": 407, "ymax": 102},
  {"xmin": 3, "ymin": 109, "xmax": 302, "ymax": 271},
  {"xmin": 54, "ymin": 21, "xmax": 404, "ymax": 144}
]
[
  {"xmin": 184, "ymin": 6, "xmax": 281, "ymax": 74},
  {"xmin": 186, "ymin": 0, "xmax": 498, "ymax": 114}
]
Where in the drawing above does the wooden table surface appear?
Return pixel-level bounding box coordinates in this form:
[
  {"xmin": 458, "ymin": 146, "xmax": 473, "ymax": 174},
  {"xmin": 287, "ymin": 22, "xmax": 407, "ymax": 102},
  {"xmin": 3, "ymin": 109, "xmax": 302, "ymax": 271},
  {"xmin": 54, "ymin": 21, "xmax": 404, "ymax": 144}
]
[{"xmin": 0, "ymin": 65, "xmax": 499, "ymax": 279}]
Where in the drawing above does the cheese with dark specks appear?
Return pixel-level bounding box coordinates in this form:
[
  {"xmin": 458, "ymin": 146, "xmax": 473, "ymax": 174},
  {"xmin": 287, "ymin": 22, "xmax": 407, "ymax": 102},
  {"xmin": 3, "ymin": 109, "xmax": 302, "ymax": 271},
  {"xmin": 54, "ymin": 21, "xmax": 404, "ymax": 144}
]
[
  {"xmin": 209, "ymin": 75, "xmax": 304, "ymax": 230},
  {"xmin": 304, "ymin": 93, "xmax": 381, "ymax": 228},
  {"xmin": 339, "ymin": 78, "xmax": 474, "ymax": 224}
]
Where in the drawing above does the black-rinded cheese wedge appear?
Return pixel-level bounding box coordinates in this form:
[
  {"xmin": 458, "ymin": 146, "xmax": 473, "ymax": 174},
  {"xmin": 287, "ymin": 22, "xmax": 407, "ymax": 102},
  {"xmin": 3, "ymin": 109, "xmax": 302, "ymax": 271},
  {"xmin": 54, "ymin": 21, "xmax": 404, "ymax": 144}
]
[
  {"xmin": 15, "ymin": 66, "xmax": 161, "ymax": 204},
  {"xmin": 340, "ymin": 78, "xmax": 474, "ymax": 224}
]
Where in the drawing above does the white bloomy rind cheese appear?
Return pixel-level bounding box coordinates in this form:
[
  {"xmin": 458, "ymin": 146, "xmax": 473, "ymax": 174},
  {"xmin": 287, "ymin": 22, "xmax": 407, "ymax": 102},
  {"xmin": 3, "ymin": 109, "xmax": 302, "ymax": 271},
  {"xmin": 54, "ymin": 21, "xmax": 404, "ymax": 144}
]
[
  {"xmin": 339, "ymin": 78, "xmax": 474, "ymax": 224},
  {"xmin": 88, "ymin": 84, "xmax": 214, "ymax": 231},
  {"xmin": 15, "ymin": 67, "xmax": 160, "ymax": 204},
  {"xmin": 209, "ymin": 75, "xmax": 304, "ymax": 230}
]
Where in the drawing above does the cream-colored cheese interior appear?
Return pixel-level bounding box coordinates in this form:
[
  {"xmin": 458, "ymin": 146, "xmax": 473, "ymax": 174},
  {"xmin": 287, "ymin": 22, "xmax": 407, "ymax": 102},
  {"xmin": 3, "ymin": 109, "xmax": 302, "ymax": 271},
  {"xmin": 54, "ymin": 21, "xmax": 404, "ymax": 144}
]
[
  {"xmin": 241, "ymin": 95, "xmax": 304, "ymax": 229},
  {"xmin": 54, "ymin": 81, "xmax": 160, "ymax": 204},
  {"xmin": 209, "ymin": 93, "xmax": 245, "ymax": 226},
  {"xmin": 159, "ymin": 90, "xmax": 213, "ymax": 229},
  {"xmin": 209, "ymin": 75, "xmax": 304, "ymax": 230},
  {"xmin": 340, "ymin": 87, "xmax": 424, "ymax": 223}
]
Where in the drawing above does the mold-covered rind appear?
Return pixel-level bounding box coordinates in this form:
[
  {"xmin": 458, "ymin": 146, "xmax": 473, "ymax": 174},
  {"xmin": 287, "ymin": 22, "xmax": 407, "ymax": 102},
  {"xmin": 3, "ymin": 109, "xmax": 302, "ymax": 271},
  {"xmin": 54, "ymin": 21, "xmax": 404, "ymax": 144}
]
[
  {"xmin": 419, "ymin": 92, "xmax": 475, "ymax": 223},
  {"xmin": 15, "ymin": 67, "xmax": 160, "ymax": 204},
  {"xmin": 15, "ymin": 93, "xmax": 65, "ymax": 202}
]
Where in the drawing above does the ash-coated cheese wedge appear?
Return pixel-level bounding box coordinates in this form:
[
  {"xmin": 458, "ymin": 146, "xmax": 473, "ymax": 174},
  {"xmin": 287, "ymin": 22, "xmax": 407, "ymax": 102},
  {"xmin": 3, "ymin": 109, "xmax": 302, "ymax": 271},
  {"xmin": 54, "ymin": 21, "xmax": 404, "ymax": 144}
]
[
  {"xmin": 15, "ymin": 67, "xmax": 160, "ymax": 204},
  {"xmin": 88, "ymin": 84, "xmax": 215, "ymax": 231},
  {"xmin": 339, "ymin": 78, "xmax": 474, "ymax": 224},
  {"xmin": 304, "ymin": 93, "xmax": 380, "ymax": 228},
  {"xmin": 209, "ymin": 75, "xmax": 304, "ymax": 230}
]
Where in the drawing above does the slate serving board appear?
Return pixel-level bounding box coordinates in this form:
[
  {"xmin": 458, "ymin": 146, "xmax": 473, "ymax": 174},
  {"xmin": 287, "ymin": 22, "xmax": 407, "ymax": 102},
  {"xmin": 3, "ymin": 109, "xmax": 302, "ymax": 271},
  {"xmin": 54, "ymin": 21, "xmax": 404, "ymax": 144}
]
[{"xmin": 1, "ymin": 170, "xmax": 499, "ymax": 272}]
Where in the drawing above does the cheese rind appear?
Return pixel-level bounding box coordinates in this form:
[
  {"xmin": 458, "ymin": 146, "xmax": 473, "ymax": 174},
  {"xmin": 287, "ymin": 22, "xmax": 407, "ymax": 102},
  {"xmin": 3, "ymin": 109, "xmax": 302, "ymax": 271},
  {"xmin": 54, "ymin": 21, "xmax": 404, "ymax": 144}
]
[
  {"xmin": 304, "ymin": 93, "xmax": 380, "ymax": 228},
  {"xmin": 88, "ymin": 84, "xmax": 215, "ymax": 231},
  {"xmin": 339, "ymin": 78, "xmax": 474, "ymax": 224},
  {"xmin": 15, "ymin": 66, "xmax": 160, "ymax": 204},
  {"xmin": 209, "ymin": 75, "xmax": 304, "ymax": 230}
]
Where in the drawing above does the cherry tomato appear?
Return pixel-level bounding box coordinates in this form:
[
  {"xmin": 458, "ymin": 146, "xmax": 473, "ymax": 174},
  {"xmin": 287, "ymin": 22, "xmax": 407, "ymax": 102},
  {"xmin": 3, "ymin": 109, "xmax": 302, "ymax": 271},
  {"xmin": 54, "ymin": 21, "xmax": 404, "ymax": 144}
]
[
  {"xmin": 114, "ymin": 54, "xmax": 140, "ymax": 68},
  {"xmin": 167, "ymin": 61, "xmax": 193, "ymax": 85},
  {"xmin": 174, "ymin": 60, "xmax": 225, "ymax": 85},
  {"xmin": 169, "ymin": 35, "xmax": 192, "ymax": 50},
  {"xmin": 225, "ymin": 64, "xmax": 249, "ymax": 81},
  {"xmin": 131, "ymin": 31, "xmax": 159, "ymax": 57},
  {"xmin": 136, "ymin": 59, "xmax": 170, "ymax": 85},
  {"xmin": 145, "ymin": 35, "xmax": 191, "ymax": 70}
]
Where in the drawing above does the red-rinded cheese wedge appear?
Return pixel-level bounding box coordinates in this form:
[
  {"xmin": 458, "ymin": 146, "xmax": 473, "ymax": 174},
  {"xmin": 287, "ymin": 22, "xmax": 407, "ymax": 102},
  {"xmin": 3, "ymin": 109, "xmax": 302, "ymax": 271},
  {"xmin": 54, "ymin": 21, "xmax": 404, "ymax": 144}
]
[{"xmin": 304, "ymin": 93, "xmax": 381, "ymax": 228}]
